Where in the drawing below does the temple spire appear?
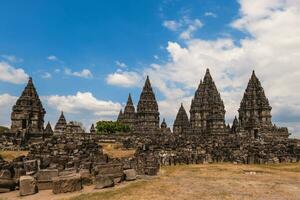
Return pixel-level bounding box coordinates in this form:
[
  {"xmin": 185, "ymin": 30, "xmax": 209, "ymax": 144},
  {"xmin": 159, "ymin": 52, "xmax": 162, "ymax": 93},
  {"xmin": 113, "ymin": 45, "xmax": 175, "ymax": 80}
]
[
  {"xmin": 136, "ymin": 76, "xmax": 160, "ymax": 132},
  {"xmin": 239, "ymin": 70, "xmax": 272, "ymax": 130},
  {"xmin": 54, "ymin": 111, "xmax": 67, "ymax": 134},
  {"xmin": 173, "ymin": 103, "xmax": 190, "ymax": 135},
  {"xmin": 11, "ymin": 77, "xmax": 46, "ymax": 135},
  {"xmin": 190, "ymin": 68, "xmax": 225, "ymax": 134}
]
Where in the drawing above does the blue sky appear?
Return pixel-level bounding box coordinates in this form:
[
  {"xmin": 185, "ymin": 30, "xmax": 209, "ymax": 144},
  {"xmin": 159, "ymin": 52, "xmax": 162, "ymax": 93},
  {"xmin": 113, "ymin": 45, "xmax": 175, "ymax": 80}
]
[{"xmin": 0, "ymin": 0, "xmax": 300, "ymax": 137}]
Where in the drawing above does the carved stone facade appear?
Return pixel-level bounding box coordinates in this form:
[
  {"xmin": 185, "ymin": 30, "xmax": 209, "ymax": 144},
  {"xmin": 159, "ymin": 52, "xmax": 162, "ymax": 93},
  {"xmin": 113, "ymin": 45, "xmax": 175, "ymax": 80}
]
[
  {"xmin": 11, "ymin": 77, "xmax": 46, "ymax": 138},
  {"xmin": 189, "ymin": 69, "xmax": 226, "ymax": 134}
]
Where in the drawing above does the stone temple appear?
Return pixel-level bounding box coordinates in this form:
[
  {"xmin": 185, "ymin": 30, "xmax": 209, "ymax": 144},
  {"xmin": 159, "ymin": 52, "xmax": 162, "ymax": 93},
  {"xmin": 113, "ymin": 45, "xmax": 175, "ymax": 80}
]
[
  {"xmin": 10, "ymin": 77, "xmax": 46, "ymax": 140},
  {"xmin": 190, "ymin": 69, "xmax": 226, "ymax": 135},
  {"xmin": 118, "ymin": 76, "xmax": 161, "ymax": 133}
]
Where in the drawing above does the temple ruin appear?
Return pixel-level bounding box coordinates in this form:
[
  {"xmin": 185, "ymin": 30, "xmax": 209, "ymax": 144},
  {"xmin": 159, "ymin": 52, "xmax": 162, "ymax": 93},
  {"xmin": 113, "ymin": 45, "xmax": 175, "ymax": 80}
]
[{"xmin": 0, "ymin": 70, "xmax": 299, "ymax": 196}]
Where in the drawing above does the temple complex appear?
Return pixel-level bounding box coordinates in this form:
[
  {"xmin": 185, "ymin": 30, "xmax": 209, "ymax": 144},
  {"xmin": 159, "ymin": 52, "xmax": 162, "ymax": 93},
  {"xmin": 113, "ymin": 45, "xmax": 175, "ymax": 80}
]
[
  {"xmin": 189, "ymin": 69, "xmax": 226, "ymax": 135},
  {"xmin": 10, "ymin": 77, "xmax": 46, "ymax": 139}
]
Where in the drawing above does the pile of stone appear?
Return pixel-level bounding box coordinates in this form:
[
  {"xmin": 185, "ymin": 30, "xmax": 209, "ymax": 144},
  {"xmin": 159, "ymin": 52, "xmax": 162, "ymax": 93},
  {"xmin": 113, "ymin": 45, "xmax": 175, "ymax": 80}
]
[
  {"xmin": 0, "ymin": 132, "xmax": 160, "ymax": 196},
  {"xmin": 27, "ymin": 133, "xmax": 107, "ymax": 171}
]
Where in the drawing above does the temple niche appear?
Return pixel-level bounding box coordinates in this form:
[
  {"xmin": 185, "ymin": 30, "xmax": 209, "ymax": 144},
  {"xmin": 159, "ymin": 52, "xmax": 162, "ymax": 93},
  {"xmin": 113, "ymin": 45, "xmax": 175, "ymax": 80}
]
[
  {"xmin": 189, "ymin": 69, "xmax": 226, "ymax": 135},
  {"xmin": 10, "ymin": 77, "xmax": 46, "ymax": 139}
]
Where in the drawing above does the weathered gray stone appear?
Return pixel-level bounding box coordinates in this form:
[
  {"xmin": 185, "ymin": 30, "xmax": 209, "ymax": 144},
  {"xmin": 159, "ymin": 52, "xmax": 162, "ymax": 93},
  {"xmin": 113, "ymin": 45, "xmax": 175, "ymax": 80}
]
[
  {"xmin": 36, "ymin": 169, "xmax": 58, "ymax": 190},
  {"xmin": 94, "ymin": 175, "xmax": 114, "ymax": 189},
  {"xmin": 52, "ymin": 174, "xmax": 82, "ymax": 194},
  {"xmin": 124, "ymin": 169, "xmax": 136, "ymax": 181},
  {"xmin": 19, "ymin": 176, "xmax": 37, "ymax": 196}
]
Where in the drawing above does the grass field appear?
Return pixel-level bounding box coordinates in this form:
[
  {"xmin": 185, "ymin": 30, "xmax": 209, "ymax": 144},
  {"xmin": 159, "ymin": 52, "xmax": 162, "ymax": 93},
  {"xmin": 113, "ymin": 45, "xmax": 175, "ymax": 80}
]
[
  {"xmin": 1, "ymin": 163, "xmax": 299, "ymax": 200},
  {"xmin": 68, "ymin": 163, "xmax": 300, "ymax": 200}
]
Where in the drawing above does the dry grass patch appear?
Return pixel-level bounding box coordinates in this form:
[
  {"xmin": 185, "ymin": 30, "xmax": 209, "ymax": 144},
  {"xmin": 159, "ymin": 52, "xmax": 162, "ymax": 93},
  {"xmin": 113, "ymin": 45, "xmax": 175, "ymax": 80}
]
[
  {"xmin": 100, "ymin": 143, "xmax": 135, "ymax": 158},
  {"xmin": 0, "ymin": 150, "xmax": 28, "ymax": 161},
  {"xmin": 68, "ymin": 163, "xmax": 300, "ymax": 200}
]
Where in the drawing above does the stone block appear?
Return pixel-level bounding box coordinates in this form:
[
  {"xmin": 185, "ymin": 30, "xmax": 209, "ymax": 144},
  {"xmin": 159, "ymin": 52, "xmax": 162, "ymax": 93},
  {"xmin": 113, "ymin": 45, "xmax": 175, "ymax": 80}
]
[
  {"xmin": 52, "ymin": 174, "xmax": 82, "ymax": 194},
  {"xmin": 94, "ymin": 175, "xmax": 114, "ymax": 189},
  {"xmin": 0, "ymin": 178, "xmax": 15, "ymax": 192},
  {"xmin": 19, "ymin": 176, "xmax": 37, "ymax": 196},
  {"xmin": 124, "ymin": 169, "xmax": 137, "ymax": 181},
  {"xmin": 36, "ymin": 169, "xmax": 58, "ymax": 190}
]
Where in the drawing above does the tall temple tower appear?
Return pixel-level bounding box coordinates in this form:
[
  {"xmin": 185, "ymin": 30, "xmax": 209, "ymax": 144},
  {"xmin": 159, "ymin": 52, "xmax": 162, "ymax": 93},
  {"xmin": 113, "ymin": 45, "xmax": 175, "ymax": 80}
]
[
  {"xmin": 238, "ymin": 71, "xmax": 272, "ymax": 131},
  {"xmin": 189, "ymin": 69, "xmax": 226, "ymax": 134},
  {"xmin": 120, "ymin": 93, "xmax": 136, "ymax": 128},
  {"xmin": 11, "ymin": 77, "xmax": 46, "ymax": 137},
  {"xmin": 135, "ymin": 76, "xmax": 160, "ymax": 132},
  {"xmin": 173, "ymin": 103, "xmax": 191, "ymax": 135}
]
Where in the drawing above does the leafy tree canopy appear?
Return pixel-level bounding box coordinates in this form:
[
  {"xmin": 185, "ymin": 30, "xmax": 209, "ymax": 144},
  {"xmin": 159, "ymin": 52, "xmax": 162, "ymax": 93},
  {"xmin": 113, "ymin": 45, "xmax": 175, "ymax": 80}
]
[{"xmin": 95, "ymin": 121, "xmax": 130, "ymax": 134}]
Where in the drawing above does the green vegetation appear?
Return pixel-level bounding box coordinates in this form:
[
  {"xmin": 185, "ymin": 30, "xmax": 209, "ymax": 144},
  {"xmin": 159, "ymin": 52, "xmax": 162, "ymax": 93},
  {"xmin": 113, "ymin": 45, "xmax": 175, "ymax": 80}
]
[
  {"xmin": 95, "ymin": 121, "xmax": 130, "ymax": 134},
  {"xmin": 0, "ymin": 126, "xmax": 9, "ymax": 134}
]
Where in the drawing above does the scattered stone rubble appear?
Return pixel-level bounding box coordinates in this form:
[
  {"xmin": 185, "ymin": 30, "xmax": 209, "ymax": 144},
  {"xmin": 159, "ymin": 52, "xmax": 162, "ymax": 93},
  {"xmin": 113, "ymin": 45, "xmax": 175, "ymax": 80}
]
[{"xmin": 0, "ymin": 132, "xmax": 157, "ymax": 195}]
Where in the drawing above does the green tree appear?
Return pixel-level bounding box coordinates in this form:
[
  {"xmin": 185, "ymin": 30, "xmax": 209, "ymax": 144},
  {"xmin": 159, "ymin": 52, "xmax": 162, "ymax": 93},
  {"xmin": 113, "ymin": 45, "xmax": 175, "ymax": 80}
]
[
  {"xmin": 0, "ymin": 126, "xmax": 9, "ymax": 134},
  {"xmin": 95, "ymin": 121, "xmax": 130, "ymax": 134}
]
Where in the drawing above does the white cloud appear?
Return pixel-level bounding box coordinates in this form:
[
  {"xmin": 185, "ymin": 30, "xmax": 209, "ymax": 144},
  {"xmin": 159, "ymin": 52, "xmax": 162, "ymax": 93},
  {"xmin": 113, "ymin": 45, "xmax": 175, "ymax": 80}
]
[
  {"xmin": 0, "ymin": 93, "xmax": 17, "ymax": 127},
  {"xmin": 106, "ymin": 71, "xmax": 142, "ymax": 87},
  {"xmin": 163, "ymin": 20, "xmax": 181, "ymax": 31},
  {"xmin": 0, "ymin": 61, "xmax": 29, "ymax": 84},
  {"xmin": 204, "ymin": 12, "xmax": 217, "ymax": 18},
  {"xmin": 179, "ymin": 19, "xmax": 203, "ymax": 40},
  {"xmin": 46, "ymin": 92, "xmax": 121, "ymax": 117},
  {"xmin": 41, "ymin": 72, "xmax": 52, "ymax": 79},
  {"xmin": 163, "ymin": 17, "xmax": 203, "ymax": 40},
  {"xmin": 47, "ymin": 55, "xmax": 58, "ymax": 61},
  {"xmin": 115, "ymin": 60, "xmax": 127, "ymax": 68},
  {"xmin": 154, "ymin": 55, "xmax": 159, "ymax": 60},
  {"xmin": 1, "ymin": 55, "xmax": 23, "ymax": 63},
  {"xmin": 65, "ymin": 68, "xmax": 93, "ymax": 78}
]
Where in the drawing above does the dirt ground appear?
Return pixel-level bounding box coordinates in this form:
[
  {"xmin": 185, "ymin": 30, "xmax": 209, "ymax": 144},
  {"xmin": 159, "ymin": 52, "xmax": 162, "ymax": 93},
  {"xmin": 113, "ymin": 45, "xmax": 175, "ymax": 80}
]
[{"xmin": 1, "ymin": 163, "xmax": 299, "ymax": 200}]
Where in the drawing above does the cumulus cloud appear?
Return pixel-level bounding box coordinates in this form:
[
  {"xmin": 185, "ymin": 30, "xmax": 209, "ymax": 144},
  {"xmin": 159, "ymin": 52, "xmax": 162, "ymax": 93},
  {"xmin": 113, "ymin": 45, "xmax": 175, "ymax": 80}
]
[
  {"xmin": 106, "ymin": 71, "xmax": 142, "ymax": 87},
  {"xmin": 163, "ymin": 17, "xmax": 203, "ymax": 40},
  {"xmin": 145, "ymin": 0, "xmax": 300, "ymax": 137},
  {"xmin": 65, "ymin": 68, "xmax": 93, "ymax": 78},
  {"xmin": 0, "ymin": 61, "xmax": 29, "ymax": 84},
  {"xmin": 115, "ymin": 60, "xmax": 127, "ymax": 68},
  {"xmin": 46, "ymin": 92, "xmax": 121, "ymax": 117},
  {"xmin": 0, "ymin": 93, "xmax": 17, "ymax": 126}
]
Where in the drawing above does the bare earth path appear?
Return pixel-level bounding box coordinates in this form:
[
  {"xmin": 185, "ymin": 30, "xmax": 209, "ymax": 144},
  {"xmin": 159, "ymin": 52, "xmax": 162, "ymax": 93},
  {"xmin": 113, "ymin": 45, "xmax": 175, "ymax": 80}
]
[{"xmin": 1, "ymin": 163, "xmax": 300, "ymax": 200}]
